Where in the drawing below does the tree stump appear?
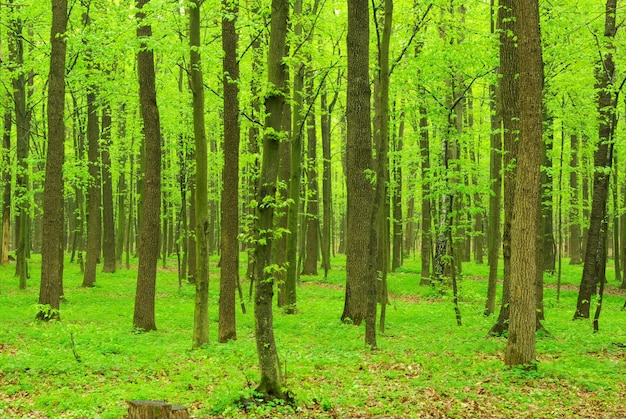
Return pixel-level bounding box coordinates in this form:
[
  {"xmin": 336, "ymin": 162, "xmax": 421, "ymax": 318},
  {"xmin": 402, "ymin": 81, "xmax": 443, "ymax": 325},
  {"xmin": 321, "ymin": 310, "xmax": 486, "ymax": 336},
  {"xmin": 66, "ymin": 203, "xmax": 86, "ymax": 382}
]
[{"xmin": 127, "ymin": 400, "xmax": 189, "ymax": 419}]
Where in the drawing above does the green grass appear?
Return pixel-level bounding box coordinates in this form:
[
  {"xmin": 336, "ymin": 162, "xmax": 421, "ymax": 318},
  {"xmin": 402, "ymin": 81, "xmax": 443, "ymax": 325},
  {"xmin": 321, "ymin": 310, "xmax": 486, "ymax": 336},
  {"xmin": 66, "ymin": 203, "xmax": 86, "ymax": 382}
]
[{"xmin": 1, "ymin": 254, "xmax": 626, "ymax": 418}]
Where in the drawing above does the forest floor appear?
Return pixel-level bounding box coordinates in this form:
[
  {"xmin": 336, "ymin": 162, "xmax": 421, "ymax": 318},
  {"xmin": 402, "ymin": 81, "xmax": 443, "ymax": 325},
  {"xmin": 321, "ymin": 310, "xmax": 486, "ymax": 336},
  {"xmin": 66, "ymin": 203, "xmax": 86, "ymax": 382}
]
[{"xmin": 1, "ymin": 254, "xmax": 625, "ymax": 418}]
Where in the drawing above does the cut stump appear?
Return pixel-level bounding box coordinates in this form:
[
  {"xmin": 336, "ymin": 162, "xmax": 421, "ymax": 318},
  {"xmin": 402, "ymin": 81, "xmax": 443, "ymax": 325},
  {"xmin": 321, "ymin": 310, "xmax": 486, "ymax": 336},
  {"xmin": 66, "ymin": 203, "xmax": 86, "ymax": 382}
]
[{"xmin": 127, "ymin": 400, "xmax": 189, "ymax": 419}]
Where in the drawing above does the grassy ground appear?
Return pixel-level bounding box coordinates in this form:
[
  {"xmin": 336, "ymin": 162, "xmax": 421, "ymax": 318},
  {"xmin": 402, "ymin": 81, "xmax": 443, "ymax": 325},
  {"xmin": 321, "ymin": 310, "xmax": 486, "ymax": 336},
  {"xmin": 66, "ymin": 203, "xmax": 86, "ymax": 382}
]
[{"xmin": 1, "ymin": 254, "xmax": 625, "ymax": 418}]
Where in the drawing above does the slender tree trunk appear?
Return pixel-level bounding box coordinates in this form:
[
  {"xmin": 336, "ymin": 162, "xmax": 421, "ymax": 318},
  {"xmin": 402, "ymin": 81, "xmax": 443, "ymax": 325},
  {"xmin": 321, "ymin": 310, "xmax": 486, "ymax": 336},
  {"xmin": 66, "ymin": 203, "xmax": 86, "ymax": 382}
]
[
  {"xmin": 320, "ymin": 90, "xmax": 334, "ymax": 278},
  {"xmin": 489, "ymin": 0, "xmax": 518, "ymax": 336},
  {"xmin": 283, "ymin": 0, "xmax": 303, "ymax": 312},
  {"xmin": 505, "ymin": 0, "xmax": 542, "ymax": 366},
  {"xmin": 133, "ymin": 0, "xmax": 162, "ymax": 332},
  {"xmin": 569, "ymin": 134, "xmax": 581, "ymax": 264},
  {"xmin": 252, "ymin": 0, "xmax": 290, "ymax": 399},
  {"xmin": 101, "ymin": 102, "xmax": 116, "ymax": 273},
  {"xmin": 301, "ymin": 81, "xmax": 320, "ymax": 276},
  {"xmin": 612, "ymin": 156, "xmax": 621, "ymax": 283},
  {"xmin": 219, "ymin": 0, "xmax": 240, "ymax": 343},
  {"xmin": 82, "ymin": 81, "xmax": 101, "ymax": 288},
  {"xmin": 10, "ymin": 6, "xmax": 30, "ymax": 285},
  {"xmin": 1, "ymin": 102, "xmax": 11, "ymax": 266},
  {"xmin": 38, "ymin": 0, "xmax": 68, "ymax": 321},
  {"xmin": 419, "ymin": 108, "xmax": 431, "ymax": 286},
  {"xmin": 574, "ymin": 0, "xmax": 616, "ymax": 320},
  {"xmin": 391, "ymin": 116, "xmax": 404, "ymax": 271},
  {"xmin": 485, "ymin": 80, "xmax": 502, "ymax": 316},
  {"xmin": 541, "ymin": 122, "xmax": 555, "ymax": 273},
  {"xmin": 189, "ymin": 0, "xmax": 209, "ymax": 346}
]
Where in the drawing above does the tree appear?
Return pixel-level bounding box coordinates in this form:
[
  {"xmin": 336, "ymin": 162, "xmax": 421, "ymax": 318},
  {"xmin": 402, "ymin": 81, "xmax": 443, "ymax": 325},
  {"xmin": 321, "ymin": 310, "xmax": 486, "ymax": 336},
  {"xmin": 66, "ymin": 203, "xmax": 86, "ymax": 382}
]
[
  {"xmin": 37, "ymin": 0, "xmax": 68, "ymax": 321},
  {"xmin": 133, "ymin": 0, "xmax": 162, "ymax": 332},
  {"xmin": 504, "ymin": 0, "xmax": 543, "ymax": 366},
  {"xmin": 219, "ymin": 0, "xmax": 240, "ymax": 343},
  {"xmin": 189, "ymin": 0, "xmax": 209, "ymax": 347},
  {"xmin": 574, "ymin": 0, "xmax": 617, "ymax": 320},
  {"xmin": 489, "ymin": 0, "xmax": 518, "ymax": 336},
  {"xmin": 252, "ymin": 0, "xmax": 291, "ymax": 399},
  {"xmin": 342, "ymin": 0, "xmax": 377, "ymax": 348},
  {"xmin": 101, "ymin": 101, "xmax": 116, "ymax": 273},
  {"xmin": 82, "ymin": 11, "xmax": 102, "ymax": 288}
]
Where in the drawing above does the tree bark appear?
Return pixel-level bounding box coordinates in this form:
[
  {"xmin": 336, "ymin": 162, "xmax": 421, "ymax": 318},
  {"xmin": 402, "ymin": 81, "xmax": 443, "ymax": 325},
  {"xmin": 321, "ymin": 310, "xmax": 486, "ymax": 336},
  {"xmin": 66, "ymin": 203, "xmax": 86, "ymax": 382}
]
[
  {"xmin": 283, "ymin": 0, "xmax": 303, "ymax": 312},
  {"xmin": 505, "ymin": 0, "xmax": 542, "ymax": 367},
  {"xmin": 301, "ymin": 80, "xmax": 320, "ymax": 277},
  {"xmin": 82, "ymin": 81, "xmax": 101, "ymax": 288},
  {"xmin": 489, "ymin": 0, "xmax": 518, "ymax": 336},
  {"xmin": 219, "ymin": 0, "xmax": 240, "ymax": 343},
  {"xmin": 189, "ymin": 0, "xmax": 209, "ymax": 346},
  {"xmin": 101, "ymin": 102, "xmax": 116, "ymax": 273},
  {"xmin": 574, "ymin": 0, "xmax": 616, "ymax": 320},
  {"xmin": 38, "ymin": 0, "xmax": 68, "ymax": 321},
  {"xmin": 133, "ymin": 0, "xmax": 162, "ymax": 332},
  {"xmin": 419, "ymin": 107, "xmax": 431, "ymax": 286},
  {"xmin": 252, "ymin": 0, "xmax": 290, "ymax": 399},
  {"xmin": 1, "ymin": 101, "xmax": 10, "ymax": 266},
  {"xmin": 343, "ymin": 0, "xmax": 376, "ymax": 350},
  {"xmin": 569, "ymin": 134, "xmax": 581, "ymax": 264}
]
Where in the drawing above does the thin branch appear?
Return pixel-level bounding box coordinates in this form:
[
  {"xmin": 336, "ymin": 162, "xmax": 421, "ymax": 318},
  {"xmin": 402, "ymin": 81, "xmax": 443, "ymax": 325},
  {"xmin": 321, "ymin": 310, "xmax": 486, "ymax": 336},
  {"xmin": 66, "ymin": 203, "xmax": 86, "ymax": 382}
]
[{"xmin": 389, "ymin": 3, "xmax": 433, "ymax": 77}]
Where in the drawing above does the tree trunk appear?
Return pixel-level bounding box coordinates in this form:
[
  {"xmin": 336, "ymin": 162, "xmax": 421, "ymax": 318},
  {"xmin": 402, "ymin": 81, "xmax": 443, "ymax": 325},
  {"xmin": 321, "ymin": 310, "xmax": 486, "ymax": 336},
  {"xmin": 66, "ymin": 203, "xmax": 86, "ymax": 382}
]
[
  {"xmin": 1, "ymin": 103, "xmax": 11, "ymax": 266},
  {"xmin": 219, "ymin": 0, "xmax": 240, "ymax": 343},
  {"xmin": 301, "ymin": 81, "xmax": 320, "ymax": 276},
  {"xmin": 391, "ymin": 116, "xmax": 404, "ymax": 271},
  {"xmin": 101, "ymin": 102, "xmax": 116, "ymax": 273},
  {"xmin": 133, "ymin": 0, "xmax": 162, "ymax": 332},
  {"xmin": 127, "ymin": 400, "xmax": 189, "ymax": 419},
  {"xmin": 504, "ymin": 0, "xmax": 542, "ymax": 366},
  {"xmin": 485, "ymin": 79, "xmax": 502, "ymax": 317},
  {"xmin": 38, "ymin": 0, "xmax": 68, "ymax": 321},
  {"xmin": 574, "ymin": 0, "xmax": 616, "ymax": 320},
  {"xmin": 489, "ymin": 0, "xmax": 518, "ymax": 336},
  {"xmin": 342, "ymin": 0, "xmax": 376, "ymax": 347},
  {"xmin": 189, "ymin": 0, "xmax": 209, "ymax": 346},
  {"xmin": 82, "ymin": 79, "xmax": 101, "ymax": 288},
  {"xmin": 320, "ymin": 89, "xmax": 335, "ymax": 278},
  {"xmin": 541, "ymin": 122, "xmax": 555, "ymax": 274},
  {"xmin": 419, "ymin": 108, "xmax": 431, "ymax": 286},
  {"xmin": 10, "ymin": 6, "xmax": 30, "ymax": 286},
  {"xmin": 252, "ymin": 0, "xmax": 290, "ymax": 400},
  {"xmin": 569, "ymin": 134, "xmax": 582, "ymax": 264},
  {"xmin": 283, "ymin": 0, "xmax": 303, "ymax": 312}
]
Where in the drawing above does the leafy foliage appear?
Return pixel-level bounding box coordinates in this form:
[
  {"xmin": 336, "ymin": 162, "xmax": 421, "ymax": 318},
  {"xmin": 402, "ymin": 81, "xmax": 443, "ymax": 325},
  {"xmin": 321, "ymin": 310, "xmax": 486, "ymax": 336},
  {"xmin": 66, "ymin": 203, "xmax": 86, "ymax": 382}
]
[{"xmin": 1, "ymin": 255, "xmax": 626, "ymax": 417}]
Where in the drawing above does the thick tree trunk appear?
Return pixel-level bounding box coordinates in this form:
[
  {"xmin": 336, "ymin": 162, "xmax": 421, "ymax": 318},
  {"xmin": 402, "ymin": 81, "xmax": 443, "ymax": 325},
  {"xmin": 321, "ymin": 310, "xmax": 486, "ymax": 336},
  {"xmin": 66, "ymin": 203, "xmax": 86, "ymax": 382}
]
[
  {"xmin": 574, "ymin": 0, "xmax": 616, "ymax": 320},
  {"xmin": 189, "ymin": 0, "xmax": 209, "ymax": 346},
  {"xmin": 219, "ymin": 0, "xmax": 240, "ymax": 343},
  {"xmin": 38, "ymin": 0, "xmax": 68, "ymax": 321},
  {"xmin": 505, "ymin": 0, "xmax": 542, "ymax": 366},
  {"xmin": 342, "ymin": 0, "xmax": 375, "ymax": 331},
  {"xmin": 133, "ymin": 0, "xmax": 162, "ymax": 332}
]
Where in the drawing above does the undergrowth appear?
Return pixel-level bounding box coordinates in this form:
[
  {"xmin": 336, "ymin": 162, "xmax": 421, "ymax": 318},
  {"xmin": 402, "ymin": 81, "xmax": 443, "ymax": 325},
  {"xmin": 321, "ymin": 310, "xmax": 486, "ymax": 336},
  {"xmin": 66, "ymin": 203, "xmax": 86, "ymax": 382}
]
[{"xmin": 0, "ymin": 254, "xmax": 625, "ymax": 418}]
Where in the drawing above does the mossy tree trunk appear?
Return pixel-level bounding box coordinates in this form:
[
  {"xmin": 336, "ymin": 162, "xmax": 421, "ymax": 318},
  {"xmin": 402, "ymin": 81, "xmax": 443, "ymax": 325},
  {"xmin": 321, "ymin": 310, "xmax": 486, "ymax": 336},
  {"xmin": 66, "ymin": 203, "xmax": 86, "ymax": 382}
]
[{"xmin": 252, "ymin": 0, "xmax": 290, "ymax": 399}]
